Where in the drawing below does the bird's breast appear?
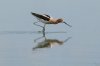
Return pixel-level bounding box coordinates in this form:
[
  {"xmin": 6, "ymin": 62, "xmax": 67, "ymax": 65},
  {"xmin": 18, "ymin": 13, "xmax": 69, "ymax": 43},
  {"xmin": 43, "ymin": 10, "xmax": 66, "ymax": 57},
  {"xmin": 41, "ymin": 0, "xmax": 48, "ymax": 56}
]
[{"xmin": 48, "ymin": 18, "xmax": 58, "ymax": 24}]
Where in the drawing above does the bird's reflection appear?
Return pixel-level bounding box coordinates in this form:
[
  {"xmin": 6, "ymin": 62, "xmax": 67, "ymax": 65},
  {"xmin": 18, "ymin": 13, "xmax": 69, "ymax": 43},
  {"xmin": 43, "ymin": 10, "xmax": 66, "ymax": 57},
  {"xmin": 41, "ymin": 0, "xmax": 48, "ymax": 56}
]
[{"xmin": 33, "ymin": 32, "xmax": 71, "ymax": 51}]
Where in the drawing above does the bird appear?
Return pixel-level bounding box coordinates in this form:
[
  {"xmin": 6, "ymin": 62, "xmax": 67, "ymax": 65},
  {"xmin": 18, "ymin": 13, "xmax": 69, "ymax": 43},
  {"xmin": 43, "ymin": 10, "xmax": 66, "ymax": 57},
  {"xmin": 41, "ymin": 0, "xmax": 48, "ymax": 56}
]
[{"xmin": 31, "ymin": 12, "xmax": 72, "ymax": 32}]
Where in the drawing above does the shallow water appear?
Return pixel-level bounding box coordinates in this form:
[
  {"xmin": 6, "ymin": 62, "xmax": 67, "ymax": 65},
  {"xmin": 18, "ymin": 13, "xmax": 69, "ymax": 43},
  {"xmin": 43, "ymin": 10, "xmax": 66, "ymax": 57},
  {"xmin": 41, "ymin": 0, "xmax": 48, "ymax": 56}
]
[
  {"xmin": 0, "ymin": 30, "xmax": 100, "ymax": 66},
  {"xmin": 0, "ymin": 0, "xmax": 100, "ymax": 66}
]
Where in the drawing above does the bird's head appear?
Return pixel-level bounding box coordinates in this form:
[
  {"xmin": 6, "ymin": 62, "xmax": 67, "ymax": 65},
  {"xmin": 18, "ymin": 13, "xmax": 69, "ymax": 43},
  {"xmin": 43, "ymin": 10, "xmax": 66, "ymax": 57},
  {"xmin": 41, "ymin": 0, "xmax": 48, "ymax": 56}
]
[
  {"xmin": 57, "ymin": 18, "xmax": 63, "ymax": 23},
  {"xmin": 57, "ymin": 18, "xmax": 72, "ymax": 27}
]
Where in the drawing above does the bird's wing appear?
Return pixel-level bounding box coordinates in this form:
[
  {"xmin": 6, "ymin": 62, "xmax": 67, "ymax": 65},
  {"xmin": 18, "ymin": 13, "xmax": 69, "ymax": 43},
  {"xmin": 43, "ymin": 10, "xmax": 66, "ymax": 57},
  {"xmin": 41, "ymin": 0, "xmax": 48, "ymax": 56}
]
[
  {"xmin": 43, "ymin": 14, "xmax": 50, "ymax": 18},
  {"xmin": 31, "ymin": 12, "xmax": 50, "ymax": 21}
]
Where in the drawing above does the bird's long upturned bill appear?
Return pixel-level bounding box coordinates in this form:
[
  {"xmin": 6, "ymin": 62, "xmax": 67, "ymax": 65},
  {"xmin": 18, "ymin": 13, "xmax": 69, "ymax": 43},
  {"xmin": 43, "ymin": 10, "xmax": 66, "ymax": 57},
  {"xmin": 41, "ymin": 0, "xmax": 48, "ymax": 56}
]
[{"xmin": 63, "ymin": 22, "xmax": 72, "ymax": 27}]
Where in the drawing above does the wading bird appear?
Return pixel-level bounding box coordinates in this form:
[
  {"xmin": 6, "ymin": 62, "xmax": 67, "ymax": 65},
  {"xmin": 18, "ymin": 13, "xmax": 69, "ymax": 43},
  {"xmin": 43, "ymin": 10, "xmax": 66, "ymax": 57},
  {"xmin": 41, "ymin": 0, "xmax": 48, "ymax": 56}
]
[{"xmin": 31, "ymin": 12, "xmax": 72, "ymax": 32}]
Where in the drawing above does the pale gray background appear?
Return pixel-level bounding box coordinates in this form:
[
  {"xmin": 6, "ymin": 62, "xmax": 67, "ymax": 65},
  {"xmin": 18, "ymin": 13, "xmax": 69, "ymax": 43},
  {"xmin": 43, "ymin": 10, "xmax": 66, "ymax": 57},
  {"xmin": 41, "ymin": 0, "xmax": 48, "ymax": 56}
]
[{"xmin": 0, "ymin": 0, "xmax": 100, "ymax": 66}]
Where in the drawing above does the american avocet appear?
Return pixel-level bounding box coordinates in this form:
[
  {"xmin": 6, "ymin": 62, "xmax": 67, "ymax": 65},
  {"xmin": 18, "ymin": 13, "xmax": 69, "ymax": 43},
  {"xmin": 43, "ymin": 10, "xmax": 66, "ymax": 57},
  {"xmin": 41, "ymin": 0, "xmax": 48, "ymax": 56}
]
[{"xmin": 31, "ymin": 12, "xmax": 72, "ymax": 32}]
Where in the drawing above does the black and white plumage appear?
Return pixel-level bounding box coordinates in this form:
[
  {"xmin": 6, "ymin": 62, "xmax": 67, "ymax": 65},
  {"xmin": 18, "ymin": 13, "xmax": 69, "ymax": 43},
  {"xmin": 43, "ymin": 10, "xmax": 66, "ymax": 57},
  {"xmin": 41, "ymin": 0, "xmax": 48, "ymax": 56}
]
[
  {"xmin": 31, "ymin": 13, "xmax": 50, "ymax": 21},
  {"xmin": 31, "ymin": 12, "xmax": 72, "ymax": 32}
]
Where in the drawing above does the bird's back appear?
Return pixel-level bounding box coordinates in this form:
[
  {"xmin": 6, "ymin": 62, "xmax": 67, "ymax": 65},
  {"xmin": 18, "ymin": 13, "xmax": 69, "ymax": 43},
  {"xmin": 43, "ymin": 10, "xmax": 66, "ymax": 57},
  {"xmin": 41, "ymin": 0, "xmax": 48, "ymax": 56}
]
[{"xmin": 31, "ymin": 12, "xmax": 50, "ymax": 21}]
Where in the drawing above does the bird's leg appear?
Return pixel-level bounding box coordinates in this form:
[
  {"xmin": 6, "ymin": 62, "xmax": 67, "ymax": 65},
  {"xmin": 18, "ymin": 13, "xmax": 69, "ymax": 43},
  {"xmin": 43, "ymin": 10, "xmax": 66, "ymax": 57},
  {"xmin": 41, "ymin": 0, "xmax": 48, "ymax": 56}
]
[
  {"xmin": 42, "ymin": 24, "xmax": 46, "ymax": 33},
  {"xmin": 33, "ymin": 22, "xmax": 46, "ymax": 33},
  {"xmin": 33, "ymin": 22, "xmax": 45, "ymax": 33},
  {"xmin": 34, "ymin": 36, "xmax": 44, "ymax": 43},
  {"xmin": 33, "ymin": 22, "xmax": 44, "ymax": 28}
]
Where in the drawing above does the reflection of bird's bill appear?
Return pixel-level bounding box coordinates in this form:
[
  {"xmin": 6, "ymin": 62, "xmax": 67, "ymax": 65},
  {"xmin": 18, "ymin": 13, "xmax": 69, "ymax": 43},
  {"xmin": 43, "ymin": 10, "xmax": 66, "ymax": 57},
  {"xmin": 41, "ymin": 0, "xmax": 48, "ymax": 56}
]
[
  {"xmin": 64, "ymin": 37, "xmax": 72, "ymax": 43},
  {"xmin": 63, "ymin": 22, "xmax": 72, "ymax": 27}
]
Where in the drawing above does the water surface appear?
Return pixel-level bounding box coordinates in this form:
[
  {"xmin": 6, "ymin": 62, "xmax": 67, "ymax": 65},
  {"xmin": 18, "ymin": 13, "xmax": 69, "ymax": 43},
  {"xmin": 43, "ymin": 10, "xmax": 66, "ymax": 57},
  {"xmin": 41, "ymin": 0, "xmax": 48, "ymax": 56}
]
[{"xmin": 0, "ymin": 0, "xmax": 100, "ymax": 66}]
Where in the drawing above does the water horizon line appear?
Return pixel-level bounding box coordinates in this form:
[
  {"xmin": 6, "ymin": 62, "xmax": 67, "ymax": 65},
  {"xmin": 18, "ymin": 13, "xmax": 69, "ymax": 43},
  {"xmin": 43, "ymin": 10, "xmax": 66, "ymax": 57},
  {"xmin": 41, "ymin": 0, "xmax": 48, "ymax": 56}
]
[{"xmin": 0, "ymin": 31, "xmax": 67, "ymax": 35}]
